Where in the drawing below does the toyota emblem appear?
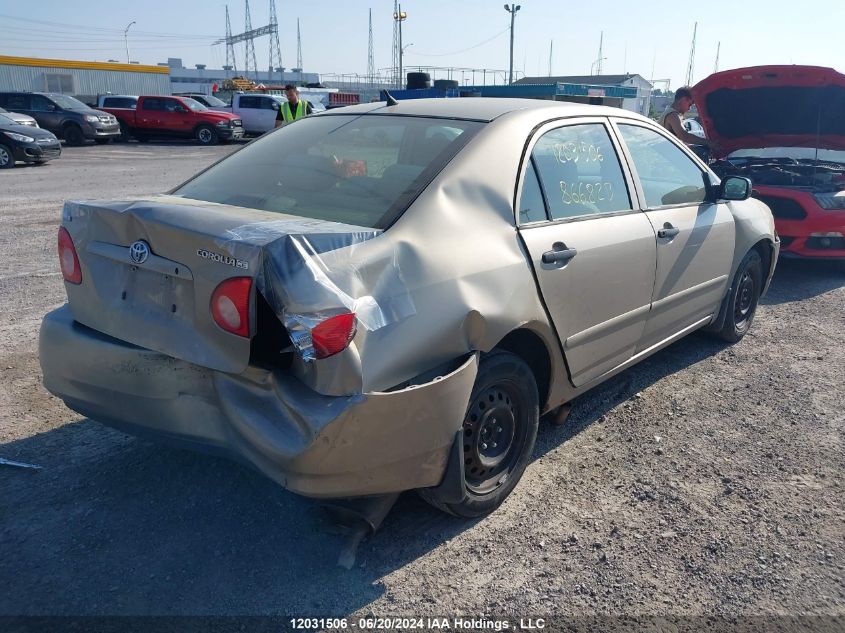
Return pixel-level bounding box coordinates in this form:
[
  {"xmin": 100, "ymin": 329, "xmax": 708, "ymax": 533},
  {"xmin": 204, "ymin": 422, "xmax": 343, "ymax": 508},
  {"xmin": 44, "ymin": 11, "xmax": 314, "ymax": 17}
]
[{"xmin": 129, "ymin": 240, "xmax": 150, "ymax": 264}]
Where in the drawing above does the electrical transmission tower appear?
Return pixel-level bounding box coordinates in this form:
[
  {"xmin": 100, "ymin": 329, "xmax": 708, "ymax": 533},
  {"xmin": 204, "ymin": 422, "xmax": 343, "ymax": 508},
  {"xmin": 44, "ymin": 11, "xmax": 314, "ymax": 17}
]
[
  {"xmin": 392, "ymin": 0, "xmax": 400, "ymax": 88},
  {"xmin": 215, "ymin": 2, "xmax": 279, "ymax": 81},
  {"xmin": 269, "ymin": 0, "xmax": 283, "ymax": 79},
  {"xmin": 243, "ymin": 0, "xmax": 258, "ymax": 78},
  {"xmin": 368, "ymin": 8, "xmax": 375, "ymax": 85},
  {"xmin": 685, "ymin": 22, "xmax": 697, "ymax": 86},
  {"xmin": 224, "ymin": 5, "xmax": 237, "ymax": 76}
]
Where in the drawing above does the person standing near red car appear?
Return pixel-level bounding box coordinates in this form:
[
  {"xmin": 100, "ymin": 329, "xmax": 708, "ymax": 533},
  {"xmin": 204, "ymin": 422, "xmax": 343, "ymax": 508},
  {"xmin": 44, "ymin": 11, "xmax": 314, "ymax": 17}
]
[{"xmin": 661, "ymin": 86, "xmax": 718, "ymax": 152}]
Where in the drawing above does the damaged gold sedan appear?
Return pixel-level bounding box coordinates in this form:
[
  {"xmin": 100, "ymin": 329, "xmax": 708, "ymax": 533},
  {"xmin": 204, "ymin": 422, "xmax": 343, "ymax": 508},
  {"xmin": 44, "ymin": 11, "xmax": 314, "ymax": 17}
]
[{"xmin": 39, "ymin": 98, "xmax": 778, "ymax": 517}]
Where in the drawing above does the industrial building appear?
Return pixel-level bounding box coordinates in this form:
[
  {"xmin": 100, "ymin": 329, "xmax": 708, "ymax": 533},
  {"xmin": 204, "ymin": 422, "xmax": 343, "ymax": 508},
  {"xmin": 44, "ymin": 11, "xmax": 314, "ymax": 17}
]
[
  {"xmin": 165, "ymin": 58, "xmax": 319, "ymax": 95},
  {"xmin": 514, "ymin": 73, "xmax": 653, "ymax": 115},
  {"xmin": 0, "ymin": 55, "xmax": 170, "ymax": 101}
]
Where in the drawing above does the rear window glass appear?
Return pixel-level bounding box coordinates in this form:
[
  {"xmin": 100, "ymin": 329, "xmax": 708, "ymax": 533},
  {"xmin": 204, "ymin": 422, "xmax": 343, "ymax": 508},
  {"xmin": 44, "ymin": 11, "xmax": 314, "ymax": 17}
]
[{"xmin": 175, "ymin": 114, "xmax": 484, "ymax": 228}]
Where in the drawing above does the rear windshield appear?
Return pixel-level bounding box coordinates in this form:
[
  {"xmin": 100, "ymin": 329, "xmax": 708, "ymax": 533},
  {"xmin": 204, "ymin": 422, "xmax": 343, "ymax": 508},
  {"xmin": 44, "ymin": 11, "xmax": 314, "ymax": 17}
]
[
  {"xmin": 174, "ymin": 114, "xmax": 484, "ymax": 228},
  {"xmin": 202, "ymin": 95, "xmax": 228, "ymax": 107}
]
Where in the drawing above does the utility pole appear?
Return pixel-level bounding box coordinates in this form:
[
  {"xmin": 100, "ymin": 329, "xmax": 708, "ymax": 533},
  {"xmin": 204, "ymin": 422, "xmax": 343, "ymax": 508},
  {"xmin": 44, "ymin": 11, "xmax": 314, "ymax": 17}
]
[
  {"xmin": 123, "ymin": 21, "xmax": 135, "ymax": 64},
  {"xmin": 685, "ymin": 22, "xmax": 697, "ymax": 86},
  {"xmin": 391, "ymin": 0, "xmax": 400, "ymax": 88},
  {"xmin": 714, "ymin": 41, "xmax": 720, "ymax": 73},
  {"xmin": 393, "ymin": 5, "xmax": 407, "ymax": 88},
  {"xmin": 504, "ymin": 4, "xmax": 521, "ymax": 84},
  {"xmin": 596, "ymin": 31, "xmax": 604, "ymax": 76},
  {"xmin": 296, "ymin": 18, "xmax": 303, "ymax": 82},
  {"xmin": 548, "ymin": 39, "xmax": 553, "ymax": 76},
  {"xmin": 367, "ymin": 8, "xmax": 375, "ymax": 86}
]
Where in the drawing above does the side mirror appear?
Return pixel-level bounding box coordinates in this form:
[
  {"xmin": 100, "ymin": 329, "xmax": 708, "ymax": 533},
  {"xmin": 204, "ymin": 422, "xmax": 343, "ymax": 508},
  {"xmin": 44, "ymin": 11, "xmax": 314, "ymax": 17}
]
[{"xmin": 720, "ymin": 176, "xmax": 752, "ymax": 201}]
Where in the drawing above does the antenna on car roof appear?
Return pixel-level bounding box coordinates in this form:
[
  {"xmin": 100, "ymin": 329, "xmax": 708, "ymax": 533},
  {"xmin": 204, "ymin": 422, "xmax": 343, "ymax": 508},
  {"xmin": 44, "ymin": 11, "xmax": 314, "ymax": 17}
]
[{"xmin": 384, "ymin": 91, "xmax": 399, "ymax": 106}]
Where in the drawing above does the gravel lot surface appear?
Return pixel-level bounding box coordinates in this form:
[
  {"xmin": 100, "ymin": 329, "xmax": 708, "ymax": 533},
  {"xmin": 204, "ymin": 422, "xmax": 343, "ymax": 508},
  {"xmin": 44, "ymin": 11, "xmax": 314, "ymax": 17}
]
[{"xmin": 0, "ymin": 143, "xmax": 843, "ymax": 622}]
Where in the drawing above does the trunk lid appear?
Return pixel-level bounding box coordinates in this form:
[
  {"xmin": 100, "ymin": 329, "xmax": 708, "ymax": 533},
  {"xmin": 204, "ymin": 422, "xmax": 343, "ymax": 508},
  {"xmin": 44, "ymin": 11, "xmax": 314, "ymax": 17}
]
[
  {"xmin": 61, "ymin": 196, "xmax": 377, "ymax": 374},
  {"xmin": 691, "ymin": 65, "xmax": 845, "ymax": 158}
]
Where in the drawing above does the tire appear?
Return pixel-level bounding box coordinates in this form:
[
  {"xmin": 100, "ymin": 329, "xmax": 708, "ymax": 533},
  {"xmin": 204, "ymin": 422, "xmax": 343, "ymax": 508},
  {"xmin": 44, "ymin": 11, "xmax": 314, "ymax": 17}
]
[
  {"xmin": 419, "ymin": 350, "xmax": 539, "ymax": 517},
  {"xmin": 116, "ymin": 122, "xmax": 131, "ymax": 143},
  {"xmin": 95, "ymin": 138, "xmax": 112, "ymax": 145},
  {"xmin": 195, "ymin": 125, "xmax": 218, "ymax": 146},
  {"xmin": 63, "ymin": 124, "xmax": 85, "ymax": 146},
  {"xmin": 712, "ymin": 249, "xmax": 763, "ymax": 343},
  {"xmin": 0, "ymin": 144, "xmax": 14, "ymax": 169}
]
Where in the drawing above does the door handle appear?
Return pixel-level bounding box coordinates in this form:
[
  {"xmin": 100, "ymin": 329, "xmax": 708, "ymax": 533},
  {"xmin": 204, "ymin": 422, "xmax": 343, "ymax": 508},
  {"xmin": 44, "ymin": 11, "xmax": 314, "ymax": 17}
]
[
  {"xmin": 657, "ymin": 223, "xmax": 680, "ymax": 239},
  {"xmin": 542, "ymin": 243, "xmax": 578, "ymax": 264}
]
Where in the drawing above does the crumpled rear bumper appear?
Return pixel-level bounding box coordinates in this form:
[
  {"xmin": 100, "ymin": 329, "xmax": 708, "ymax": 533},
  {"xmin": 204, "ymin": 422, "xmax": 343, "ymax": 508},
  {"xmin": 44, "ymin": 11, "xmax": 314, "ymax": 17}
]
[{"xmin": 39, "ymin": 305, "xmax": 477, "ymax": 498}]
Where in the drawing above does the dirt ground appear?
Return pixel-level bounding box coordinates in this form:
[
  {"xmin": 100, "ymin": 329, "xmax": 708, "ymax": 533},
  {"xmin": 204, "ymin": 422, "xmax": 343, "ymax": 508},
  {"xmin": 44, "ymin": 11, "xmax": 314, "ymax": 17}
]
[{"xmin": 0, "ymin": 142, "xmax": 843, "ymax": 623}]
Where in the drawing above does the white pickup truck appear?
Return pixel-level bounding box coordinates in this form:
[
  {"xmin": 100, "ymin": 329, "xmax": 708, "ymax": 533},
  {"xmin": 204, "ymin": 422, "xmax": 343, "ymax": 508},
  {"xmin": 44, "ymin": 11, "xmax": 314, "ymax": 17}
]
[{"xmin": 215, "ymin": 94, "xmax": 285, "ymax": 135}]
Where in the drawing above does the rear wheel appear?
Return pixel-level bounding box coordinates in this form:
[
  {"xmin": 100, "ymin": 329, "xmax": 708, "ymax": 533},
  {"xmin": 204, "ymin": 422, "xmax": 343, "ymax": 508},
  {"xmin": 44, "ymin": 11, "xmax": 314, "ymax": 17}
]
[
  {"xmin": 195, "ymin": 125, "xmax": 218, "ymax": 145},
  {"xmin": 63, "ymin": 124, "xmax": 85, "ymax": 146},
  {"xmin": 0, "ymin": 144, "xmax": 14, "ymax": 168},
  {"xmin": 713, "ymin": 249, "xmax": 763, "ymax": 343},
  {"xmin": 420, "ymin": 350, "xmax": 539, "ymax": 517}
]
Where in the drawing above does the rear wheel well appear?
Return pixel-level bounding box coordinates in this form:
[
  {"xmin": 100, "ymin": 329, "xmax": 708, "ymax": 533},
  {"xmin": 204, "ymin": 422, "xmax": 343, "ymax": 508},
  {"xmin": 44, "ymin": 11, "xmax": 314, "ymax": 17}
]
[{"xmin": 494, "ymin": 329, "xmax": 552, "ymax": 410}]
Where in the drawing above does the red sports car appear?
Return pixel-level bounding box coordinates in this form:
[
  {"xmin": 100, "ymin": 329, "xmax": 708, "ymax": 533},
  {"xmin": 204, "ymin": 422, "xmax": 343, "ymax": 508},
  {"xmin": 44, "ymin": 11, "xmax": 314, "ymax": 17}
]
[{"xmin": 693, "ymin": 65, "xmax": 845, "ymax": 258}]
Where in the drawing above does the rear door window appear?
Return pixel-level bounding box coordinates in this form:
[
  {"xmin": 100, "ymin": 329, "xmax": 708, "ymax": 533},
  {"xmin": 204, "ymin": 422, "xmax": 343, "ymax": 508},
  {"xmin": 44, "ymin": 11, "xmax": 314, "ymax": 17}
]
[
  {"xmin": 175, "ymin": 114, "xmax": 484, "ymax": 228},
  {"xmin": 531, "ymin": 123, "xmax": 632, "ymax": 220},
  {"xmin": 142, "ymin": 98, "xmax": 163, "ymax": 111},
  {"xmin": 5, "ymin": 94, "xmax": 30, "ymax": 110}
]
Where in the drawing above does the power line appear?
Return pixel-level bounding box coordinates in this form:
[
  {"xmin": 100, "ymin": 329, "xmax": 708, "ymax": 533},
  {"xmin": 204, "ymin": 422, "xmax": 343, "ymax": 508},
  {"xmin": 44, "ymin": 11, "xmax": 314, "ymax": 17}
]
[
  {"xmin": 411, "ymin": 25, "xmax": 509, "ymax": 57},
  {"xmin": 0, "ymin": 14, "xmax": 222, "ymax": 38}
]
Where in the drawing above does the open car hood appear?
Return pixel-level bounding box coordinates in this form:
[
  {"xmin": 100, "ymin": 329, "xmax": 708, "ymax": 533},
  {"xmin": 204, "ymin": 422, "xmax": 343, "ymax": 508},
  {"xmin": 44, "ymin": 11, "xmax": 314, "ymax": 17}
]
[{"xmin": 691, "ymin": 65, "xmax": 845, "ymax": 158}]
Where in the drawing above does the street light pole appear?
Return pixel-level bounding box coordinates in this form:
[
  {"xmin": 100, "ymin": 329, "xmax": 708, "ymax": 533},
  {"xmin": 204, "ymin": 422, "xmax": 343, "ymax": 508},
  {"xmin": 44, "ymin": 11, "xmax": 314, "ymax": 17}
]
[
  {"xmin": 124, "ymin": 21, "xmax": 136, "ymax": 64},
  {"xmin": 504, "ymin": 4, "xmax": 521, "ymax": 85},
  {"xmin": 590, "ymin": 57, "xmax": 607, "ymax": 76}
]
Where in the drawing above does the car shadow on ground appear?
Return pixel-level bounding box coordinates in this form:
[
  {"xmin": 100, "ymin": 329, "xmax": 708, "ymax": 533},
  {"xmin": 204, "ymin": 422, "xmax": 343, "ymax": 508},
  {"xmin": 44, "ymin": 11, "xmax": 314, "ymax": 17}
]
[
  {"xmin": 0, "ymin": 330, "xmax": 730, "ymax": 617},
  {"xmin": 762, "ymin": 257, "xmax": 844, "ymax": 305}
]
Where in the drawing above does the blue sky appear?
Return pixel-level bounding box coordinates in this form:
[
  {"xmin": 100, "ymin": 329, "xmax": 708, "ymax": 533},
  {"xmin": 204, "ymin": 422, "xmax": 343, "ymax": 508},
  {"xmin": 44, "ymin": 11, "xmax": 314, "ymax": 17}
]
[{"xmin": 1, "ymin": 0, "xmax": 842, "ymax": 88}]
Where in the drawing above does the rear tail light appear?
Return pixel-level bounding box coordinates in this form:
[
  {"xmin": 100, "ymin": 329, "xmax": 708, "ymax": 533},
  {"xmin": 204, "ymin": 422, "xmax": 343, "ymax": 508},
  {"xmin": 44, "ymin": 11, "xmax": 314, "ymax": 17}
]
[
  {"xmin": 211, "ymin": 277, "xmax": 252, "ymax": 337},
  {"xmin": 285, "ymin": 311, "xmax": 357, "ymax": 361},
  {"xmin": 57, "ymin": 227, "xmax": 82, "ymax": 284},
  {"xmin": 312, "ymin": 313, "xmax": 357, "ymax": 359}
]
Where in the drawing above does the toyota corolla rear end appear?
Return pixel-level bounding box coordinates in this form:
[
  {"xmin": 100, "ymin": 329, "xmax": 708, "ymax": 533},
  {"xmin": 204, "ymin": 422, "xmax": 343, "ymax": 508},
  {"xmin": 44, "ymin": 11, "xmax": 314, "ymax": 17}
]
[{"xmin": 38, "ymin": 109, "xmax": 486, "ymax": 498}]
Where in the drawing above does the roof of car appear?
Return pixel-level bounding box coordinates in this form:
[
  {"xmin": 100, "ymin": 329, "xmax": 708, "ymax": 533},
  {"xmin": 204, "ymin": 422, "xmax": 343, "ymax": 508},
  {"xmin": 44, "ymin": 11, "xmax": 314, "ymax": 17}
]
[{"xmin": 319, "ymin": 97, "xmax": 644, "ymax": 122}]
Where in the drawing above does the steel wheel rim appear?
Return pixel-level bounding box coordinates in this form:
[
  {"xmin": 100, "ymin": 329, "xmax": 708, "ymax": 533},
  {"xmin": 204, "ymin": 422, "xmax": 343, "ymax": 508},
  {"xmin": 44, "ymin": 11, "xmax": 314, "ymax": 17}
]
[
  {"xmin": 463, "ymin": 381, "xmax": 527, "ymax": 494},
  {"xmin": 0, "ymin": 147, "xmax": 9, "ymax": 166},
  {"xmin": 735, "ymin": 269, "xmax": 755, "ymax": 323},
  {"xmin": 199, "ymin": 129, "xmax": 212, "ymax": 143}
]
